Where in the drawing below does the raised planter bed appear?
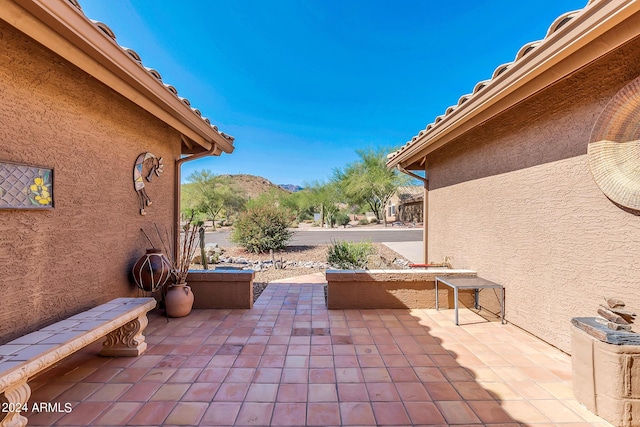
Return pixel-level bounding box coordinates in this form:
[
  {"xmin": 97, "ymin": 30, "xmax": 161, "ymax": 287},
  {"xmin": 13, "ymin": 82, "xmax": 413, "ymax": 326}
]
[
  {"xmin": 325, "ymin": 269, "xmax": 477, "ymax": 309},
  {"xmin": 571, "ymin": 318, "xmax": 640, "ymax": 426},
  {"xmin": 187, "ymin": 270, "xmax": 255, "ymax": 309}
]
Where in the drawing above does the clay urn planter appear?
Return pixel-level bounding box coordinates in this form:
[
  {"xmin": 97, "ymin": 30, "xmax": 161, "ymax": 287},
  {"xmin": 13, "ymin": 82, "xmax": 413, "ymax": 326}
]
[
  {"xmin": 163, "ymin": 216, "xmax": 201, "ymax": 317},
  {"xmin": 165, "ymin": 283, "xmax": 194, "ymax": 317}
]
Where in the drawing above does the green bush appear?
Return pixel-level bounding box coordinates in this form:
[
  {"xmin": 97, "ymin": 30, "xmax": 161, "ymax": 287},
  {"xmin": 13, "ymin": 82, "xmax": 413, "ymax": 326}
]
[
  {"xmin": 369, "ymin": 218, "xmax": 379, "ymax": 224},
  {"xmin": 297, "ymin": 212, "xmax": 314, "ymax": 222},
  {"xmin": 335, "ymin": 212, "xmax": 351, "ymax": 227},
  {"xmin": 358, "ymin": 218, "xmax": 369, "ymax": 225},
  {"xmin": 230, "ymin": 205, "xmax": 293, "ymax": 253},
  {"xmin": 327, "ymin": 240, "xmax": 375, "ymax": 269}
]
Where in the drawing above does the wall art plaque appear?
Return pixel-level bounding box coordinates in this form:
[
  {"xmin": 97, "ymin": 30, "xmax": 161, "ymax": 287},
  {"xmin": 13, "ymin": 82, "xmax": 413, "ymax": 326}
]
[{"xmin": 0, "ymin": 161, "xmax": 54, "ymax": 209}]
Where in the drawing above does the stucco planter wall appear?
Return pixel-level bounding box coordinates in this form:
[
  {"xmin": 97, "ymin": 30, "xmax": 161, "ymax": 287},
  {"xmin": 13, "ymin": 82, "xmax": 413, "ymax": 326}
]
[
  {"xmin": 571, "ymin": 325, "xmax": 640, "ymax": 426},
  {"xmin": 326, "ymin": 269, "xmax": 477, "ymax": 309},
  {"xmin": 187, "ymin": 270, "xmax": 255, "ymax": 309}
]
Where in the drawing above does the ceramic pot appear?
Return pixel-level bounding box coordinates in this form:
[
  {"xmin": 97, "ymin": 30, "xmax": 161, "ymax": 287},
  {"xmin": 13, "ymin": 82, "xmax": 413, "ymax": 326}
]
[
  {"xmin": 165, "ymin": 284, "xmax": 194, "ymax": 317},
  {"xmin": 132, "ymin": 249, "xmax": 171, "ymax": 292}
]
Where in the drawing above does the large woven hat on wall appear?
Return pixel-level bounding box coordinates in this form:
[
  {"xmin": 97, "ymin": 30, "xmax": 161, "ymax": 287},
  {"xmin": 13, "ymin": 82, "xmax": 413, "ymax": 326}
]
[{"xmin": 588, "ymin": 76, "xmax": 640, "ymax": 211}]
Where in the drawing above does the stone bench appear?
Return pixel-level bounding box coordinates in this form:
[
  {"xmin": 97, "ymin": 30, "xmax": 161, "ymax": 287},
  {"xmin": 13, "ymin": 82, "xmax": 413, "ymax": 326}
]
[{"xmin": 0, "ymin": 297, "xmax": 156, "ymax": 427}]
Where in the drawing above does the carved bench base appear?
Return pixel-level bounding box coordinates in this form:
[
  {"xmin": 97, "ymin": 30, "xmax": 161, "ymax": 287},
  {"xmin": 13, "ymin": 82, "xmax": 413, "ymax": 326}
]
[
  {"xmin": 1, "ymin": 382, "xmax": 31, "ymax": 427},
  {"xmin": 100, "ymin": 314, "xmax": 149, "ymax": 357}
]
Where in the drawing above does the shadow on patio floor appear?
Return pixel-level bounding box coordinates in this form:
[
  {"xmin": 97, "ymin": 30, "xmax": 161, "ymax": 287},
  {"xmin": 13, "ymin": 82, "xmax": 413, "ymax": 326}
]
[{"xmin": 23, "ymin": 277, "xmax": 610, "ymax": 426}]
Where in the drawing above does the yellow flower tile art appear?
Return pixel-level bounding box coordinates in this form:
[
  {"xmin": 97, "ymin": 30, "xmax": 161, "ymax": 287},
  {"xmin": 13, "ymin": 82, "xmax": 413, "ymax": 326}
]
[{"xmin": 0, "ymin": 161, "xmax": 53, "ymax": 209}]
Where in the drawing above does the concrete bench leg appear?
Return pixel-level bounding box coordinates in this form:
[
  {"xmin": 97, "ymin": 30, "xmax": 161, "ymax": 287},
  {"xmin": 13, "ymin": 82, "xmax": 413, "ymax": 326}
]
[
  {"xmin": 100, "ymin": 314, "xmax": 149, "ymax": 357},
  {"xmin": 1, "ymin": 381, "xmax": 31, "ymax": 427}
]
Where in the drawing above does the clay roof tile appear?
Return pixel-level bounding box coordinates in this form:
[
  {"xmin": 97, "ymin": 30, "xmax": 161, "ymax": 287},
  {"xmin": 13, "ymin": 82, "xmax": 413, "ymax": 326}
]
[
  {"xmin": 389, "ymin": 5, "xmax": 585, "ymax": 164},
  {"xmin": 77, "ymin": 1, "xmax": 233, "ymax": 145}
]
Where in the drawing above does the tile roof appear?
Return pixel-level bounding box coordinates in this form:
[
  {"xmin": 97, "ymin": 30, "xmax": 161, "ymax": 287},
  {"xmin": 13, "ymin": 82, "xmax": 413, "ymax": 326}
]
[
  {"xmin": 68, "ymin": 0, "xmax": 234, "ymax": 145},
  {"xmin": 396, "ymin": 185, "xmax": 423, "ymax": 201},
  {"xmin": 387, "ymin": 1, "xmax": 595, "ymax": 165}
]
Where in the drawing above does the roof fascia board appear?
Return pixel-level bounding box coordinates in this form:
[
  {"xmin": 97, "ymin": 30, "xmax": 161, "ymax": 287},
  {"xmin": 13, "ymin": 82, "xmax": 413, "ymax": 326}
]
[
  {"xmin": 2, "ymin": 0, "xmax": 233, "ymax": 154},
  {"xmin": 389, "ymin": 1, "xmax": 640, "ymax": 169}
]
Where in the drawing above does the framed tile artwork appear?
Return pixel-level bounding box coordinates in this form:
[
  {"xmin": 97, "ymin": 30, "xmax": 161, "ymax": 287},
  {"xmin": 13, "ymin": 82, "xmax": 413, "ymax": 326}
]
[{"xmin": 0, "ymin": 161, "xmax": 54, "ymax": 209}]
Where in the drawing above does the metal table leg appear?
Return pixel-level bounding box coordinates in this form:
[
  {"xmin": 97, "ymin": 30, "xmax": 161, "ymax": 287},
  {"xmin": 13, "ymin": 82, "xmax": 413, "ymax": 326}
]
[
  {"xmin": 454, "ymin": 286, "xmax": 459, "ymax": 326},
  {"xmin": 501, "ymin": 287, "xmax": 505, "ymax": 324}
]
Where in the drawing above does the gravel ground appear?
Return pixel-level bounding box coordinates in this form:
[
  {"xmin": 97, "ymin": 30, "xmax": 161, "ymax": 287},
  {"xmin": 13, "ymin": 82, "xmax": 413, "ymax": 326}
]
[{"xmin": 191, "ymin": 243, "xmax": 410, "ymax": 301}]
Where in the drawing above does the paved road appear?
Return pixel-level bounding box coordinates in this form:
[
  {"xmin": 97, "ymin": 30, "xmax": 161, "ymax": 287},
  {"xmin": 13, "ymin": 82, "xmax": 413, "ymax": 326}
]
[{"xmin": 204, "ymin": 228, "xmax": 423, "ymax": 247}]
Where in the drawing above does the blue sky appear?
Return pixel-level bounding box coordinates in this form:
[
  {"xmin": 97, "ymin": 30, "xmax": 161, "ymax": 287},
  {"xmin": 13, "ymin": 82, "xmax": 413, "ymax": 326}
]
[{"xmin": 79, "ymin": 0, "xmax": 586, "ymax": 186}]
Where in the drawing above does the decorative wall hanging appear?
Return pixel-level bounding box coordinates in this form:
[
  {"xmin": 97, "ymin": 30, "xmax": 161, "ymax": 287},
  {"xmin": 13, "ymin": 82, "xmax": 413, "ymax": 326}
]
[
  {"xmin": 588, "ymin": 77, "xmax": 640, "ymax": 211},
  {"xmin": 0, "ymin": 161, "xmax": 53, "ymax": 209},
  {"xmin": 133, "ymin": 152, "xmax": 164, "ymax": 215}
]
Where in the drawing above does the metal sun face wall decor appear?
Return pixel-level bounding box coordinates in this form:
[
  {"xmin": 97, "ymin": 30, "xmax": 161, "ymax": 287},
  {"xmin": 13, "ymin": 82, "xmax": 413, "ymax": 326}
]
[
  {"xmin": 133, "ymin": 152, "xmax": 164, "ymax": 215},
  {"xmin": 588, "ymin": 76, "xmax": 640, "ymax": 212},
  {"xmin": 0, "ymin": 161, "xmax": 53, "ymax": 209}
]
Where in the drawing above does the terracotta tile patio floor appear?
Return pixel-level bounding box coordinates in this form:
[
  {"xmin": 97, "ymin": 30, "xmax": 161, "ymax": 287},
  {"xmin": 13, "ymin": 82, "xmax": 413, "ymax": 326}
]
[{"xmin": 23, "ymin": 273, "xmax": 612, "ymax": 426}]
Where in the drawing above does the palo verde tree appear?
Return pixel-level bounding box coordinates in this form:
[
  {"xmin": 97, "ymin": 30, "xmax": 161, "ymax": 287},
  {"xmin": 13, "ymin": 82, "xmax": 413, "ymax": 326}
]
[
  {"xmin": 181, "ymin": 170, "xmax": 246, "ymax": 228},
  {"xmin": 297, "ymin": 180, "xmax": 342, "ymax": 227},
  {"xmin": 334, "ymin": 147, "xmax": 410, "ymax": 226}
]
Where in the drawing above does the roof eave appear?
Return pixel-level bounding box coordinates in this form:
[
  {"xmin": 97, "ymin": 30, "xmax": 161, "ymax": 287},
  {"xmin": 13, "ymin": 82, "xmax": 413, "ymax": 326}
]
[
  {"xmin": 2, "ymin": 0, "xmax": 234, "ymax": 155},
  {"xmin": 388, "ymin": 0, "xmax": 640, "ymax": 170}
]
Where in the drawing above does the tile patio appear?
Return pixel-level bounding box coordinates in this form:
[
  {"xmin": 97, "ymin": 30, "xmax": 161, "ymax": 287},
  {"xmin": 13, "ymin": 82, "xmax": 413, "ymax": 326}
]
[{"xmin": 23, "ymin": 274, "xmax": 612, "ymax": 426}]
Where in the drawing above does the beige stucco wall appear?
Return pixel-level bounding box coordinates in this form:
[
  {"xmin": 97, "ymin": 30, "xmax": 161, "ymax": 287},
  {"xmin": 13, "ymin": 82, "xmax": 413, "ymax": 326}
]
[
  {"xmin": 0, "ymin": 20, "xmax": 180, "ymax": 343},
  {"xmin": 426, "ymin": 36, "xmax": 640, "ymax": 353}
]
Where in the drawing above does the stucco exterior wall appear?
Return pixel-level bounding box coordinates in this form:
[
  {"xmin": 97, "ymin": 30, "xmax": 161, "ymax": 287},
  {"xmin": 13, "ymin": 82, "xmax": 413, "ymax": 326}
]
[
  {"xmin": 426, "ymin": 36, "xmax": 640, "ymax": 353},
  {"xmin": 0, "ymin": 21, "xmax": 180, "ymax": 343}
]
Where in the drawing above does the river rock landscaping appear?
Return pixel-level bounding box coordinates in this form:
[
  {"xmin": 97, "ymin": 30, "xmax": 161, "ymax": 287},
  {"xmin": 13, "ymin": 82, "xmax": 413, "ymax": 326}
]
[{"xmin": 190, "ymin": 243, "xmax": 411, "ymax": 301}]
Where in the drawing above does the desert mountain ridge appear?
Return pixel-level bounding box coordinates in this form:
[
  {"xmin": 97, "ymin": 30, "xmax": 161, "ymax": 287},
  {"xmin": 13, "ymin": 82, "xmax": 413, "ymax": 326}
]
[
  {"xmin": 182, "ymin": 174, "xmax": 303, "ymax": 200},
  {"xmin": 278, "ymin": 183, "xmax": 304, "ymax": 193}
]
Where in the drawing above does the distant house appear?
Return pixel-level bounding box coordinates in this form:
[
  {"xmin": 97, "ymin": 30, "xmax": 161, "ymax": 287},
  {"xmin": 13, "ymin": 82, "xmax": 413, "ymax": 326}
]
[
  {"xmin": 388, "ymin": 1, "xmax": 640, "ymax": 353},
  {"xmin": 0, "ymin": 1, "xmax": 234, "ymax": 343},
  {"xmin": 385, "ymin": 186, "xmax": 423, "ymax": 224}
]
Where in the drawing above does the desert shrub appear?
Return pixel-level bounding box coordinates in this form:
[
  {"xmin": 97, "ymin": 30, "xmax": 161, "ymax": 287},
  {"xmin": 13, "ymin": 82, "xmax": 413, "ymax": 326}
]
[
  {"xmin": 230, "ymin": 205, "xmax": 293, "ymax": 253},
  {"xmin": 297, "ymin": 211, "xmax": 314, "ymax": 222},
  {"xmin": 327, "ymin": 240, "xmax": 375, "ymax": 269},
  {"xmin": 335, "ymin": 212, "xmax": 350, "ymax": 227},
  {"xmin": 368, "ymin": 218, "xmax": 379, "ymax": 224},
  {"xmin": 358, "ymin": 218, "xmax": 369, "ymax": 225}
]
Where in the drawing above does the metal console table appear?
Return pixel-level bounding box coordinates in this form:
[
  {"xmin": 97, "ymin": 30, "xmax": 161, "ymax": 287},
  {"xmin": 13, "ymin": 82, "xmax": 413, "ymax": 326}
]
[{"xmin": 435, "ymin": 276, "xmax": 505, "ymax": 325}]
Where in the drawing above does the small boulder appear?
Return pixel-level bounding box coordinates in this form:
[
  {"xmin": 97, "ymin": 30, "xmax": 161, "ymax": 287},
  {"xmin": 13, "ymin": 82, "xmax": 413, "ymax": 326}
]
[{"xmin": 204, "ymin": 243, "xmax": 219, "ymax": 257}]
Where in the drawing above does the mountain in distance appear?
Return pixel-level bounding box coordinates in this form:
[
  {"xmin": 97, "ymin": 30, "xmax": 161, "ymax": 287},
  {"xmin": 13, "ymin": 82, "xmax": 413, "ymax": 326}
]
[
  {"xmin": 219, "ymin": 174, "xmax": 290, "ymax": 199},
  {"xmin": 279, "ymin": 184, "xmax": 303, "ymax": 192},
  {"xmin": 183, "ymin": 174, "xmax": 300, "ymax": 200}
]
